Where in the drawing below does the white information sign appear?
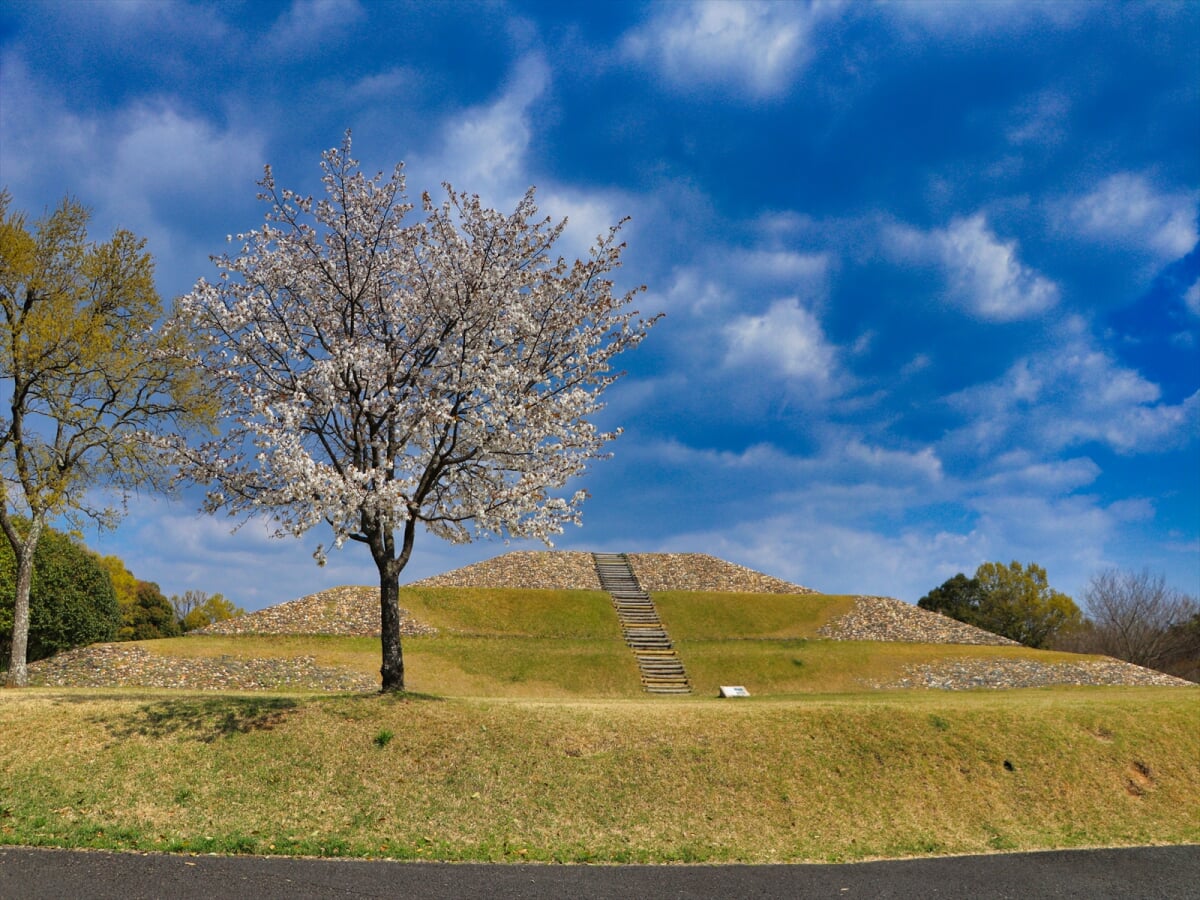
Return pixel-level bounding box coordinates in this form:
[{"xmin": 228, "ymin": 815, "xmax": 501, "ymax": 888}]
[{"xmin": 719, "ymin": 685, "xmax": 750, "ymax": 698}]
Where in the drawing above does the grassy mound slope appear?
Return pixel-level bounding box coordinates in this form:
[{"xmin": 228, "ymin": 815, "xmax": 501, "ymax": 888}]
[
  {"xmin": 0, "ymin": 688, "xmax": 1195, "ymax": 862},
  {"xmin": 653, "ymin": 590, "xmax": 854, "ymax": 639}
]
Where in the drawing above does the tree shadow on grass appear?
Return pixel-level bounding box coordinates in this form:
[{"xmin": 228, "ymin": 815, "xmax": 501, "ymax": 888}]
[{"xmin": 97, "ymin": 695, "xmax": 300, "ymax": 743}]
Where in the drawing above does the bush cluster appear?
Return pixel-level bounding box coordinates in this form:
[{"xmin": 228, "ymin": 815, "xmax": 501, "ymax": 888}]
[{"xmin": 0, "ymin": 523, "xmax": 120, "ymax": 664}]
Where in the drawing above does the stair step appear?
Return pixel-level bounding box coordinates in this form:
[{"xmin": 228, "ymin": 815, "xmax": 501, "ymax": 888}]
[{"xmin": 594, "ymin": 551, "xmax": 691, "ymax": 696}]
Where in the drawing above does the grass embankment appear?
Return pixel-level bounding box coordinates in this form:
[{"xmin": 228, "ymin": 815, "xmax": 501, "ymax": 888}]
[
  {"xmin": 143, "ymin": 587, "xmax": 644, "ymax": 698},
  {"xmin": 134, "ymin": 587, "xmax": 1145, "ymax": 697},
  {"xmin": 1, "ymin": 688, "xmax": 1196, "ymax": 862}
]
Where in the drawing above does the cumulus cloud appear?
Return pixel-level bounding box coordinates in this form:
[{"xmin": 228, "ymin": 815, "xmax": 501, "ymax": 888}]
[
  {"xmin": 887, "ymin": 214, "xmax": 1059, "ymax": 321},
  {"xmin": 1006, "ymin": 90, "xmax": 1070, "ymax": 147},
  {"xmin": 724, "ymin": 297, "xmax": 839, "ymax": 386},
  {"xmin": 888, "ymin": 0, "xmax": 1091, "ymax": 35},
  {"xmin": 651, "ymin": 434, "xmax": 943, "ymax": 498},
  {"xmin": 621, "ymin": 0, "xmax": 829, "ymax": 99},
  {"xmin": 0, "ymin": 52, "xmax": 265, "ymax": 295},
  {"xmin": 982, "ymin": 452, "xmax": 1101, "ymax": 493},
  {"xmin": 268, "ymin": 0, "xmax": 365, "ymax": 53},
  {"xmin": 413, "ymin": 54, "xmax": 636, "ymax": 262},
  {"xmin": 643, "ymin": 507, "xmax": 993, "ymax": 602},
  {"xmin": 537, "ymin": 186, "xmax": 628, "ymax": 262},
  {"xmin": 84, "ymin": 495, "xmax": 370, "ymax": 610},
  {"xmin": 98, "ymin": 105, "xmax": 264, "ymax": 207},
  {"xmin": 733, "ymin": 249, "xmax": 832, "ymax": 291},
  {"xmin": 626, "ymin": 432, "xmax": 1123, "ymax": 603},
  {"xmin": 1185, "ymin": 277, "xmax": 1200, "ymax": 318},
  {"xmin": 423, "ymin": 54, "xmax": 550, "ymax": 205},
  {"xmin": 1059, "ymin": 173, "xmax": 1199, "ymax": 262},
  {"xmin": 948, "ymin": 318, "xmax": 1200, "ymax": 455}
]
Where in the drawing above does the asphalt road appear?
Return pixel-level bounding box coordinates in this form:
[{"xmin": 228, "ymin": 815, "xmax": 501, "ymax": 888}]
[{"xmin": 1, "ymin": 845, "xmax": 1197, "ymax": 899}]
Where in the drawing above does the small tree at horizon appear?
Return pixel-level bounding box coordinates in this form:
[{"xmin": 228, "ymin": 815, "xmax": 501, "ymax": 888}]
[
  {"xmin": 919, "ymin": 561, "xmax": 1081, "ymax": 648},
  {"xmin": 119, "ymin": 580, "xmax": 180, "ymax": 641},
  {"xmin": 1079, "ymin": 568, "xmax": 1199, "ymax": 675},
  {"xmin": 172, "ymin": 590, "xmax": 244, "ymax": 632},
  {"xmin": 169, "ymin": 136, "xmax": 659, "ymax": 692}
]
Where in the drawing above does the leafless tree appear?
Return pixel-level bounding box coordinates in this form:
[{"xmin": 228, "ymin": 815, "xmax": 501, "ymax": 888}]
[{"xmin": 1081, "ymin": 568, "xmax": 1199, "ymax": 672}]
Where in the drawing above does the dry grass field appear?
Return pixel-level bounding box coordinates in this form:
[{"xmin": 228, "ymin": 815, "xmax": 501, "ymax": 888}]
[{"xmin": 0, "ymin": 687, "xmax": 1196, "ymax": 862}]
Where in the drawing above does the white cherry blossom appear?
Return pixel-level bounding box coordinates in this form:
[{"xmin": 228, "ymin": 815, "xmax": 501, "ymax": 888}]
[{"xmin": 169, "ymin": 135, "xmax": 658, "ymax": 691}]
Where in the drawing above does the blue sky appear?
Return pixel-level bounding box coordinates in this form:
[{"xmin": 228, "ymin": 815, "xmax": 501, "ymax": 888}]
[{"xmin": 2, "ymin": 0, "xmax": 1197, "ymax": 611}]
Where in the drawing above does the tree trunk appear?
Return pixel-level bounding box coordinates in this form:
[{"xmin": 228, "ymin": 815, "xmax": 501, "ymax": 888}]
[
  {"xmin": 378, "ymin": 560, "xmax": 405, "ymax": 693},
  {"xmin": 366, "ymin": 513, "xmax": 415, "ymax": 694},
  {"xmin": 4, "ymin": 517, "xmax": 43, "ymax": 688}
]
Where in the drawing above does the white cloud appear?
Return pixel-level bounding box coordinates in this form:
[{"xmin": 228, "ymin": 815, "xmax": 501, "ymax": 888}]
[
  {"xmin": 621, "ymin": 0, "xmax": 829, "ymax": 99},
  {"xmin": 268, "ymin": 0, "xmax": 365, "ymax": 53},
  {"xmin": 412, "ymin": 54, "xmax": 640, "ymax": 264},
  {"xmin": 346, "ymin": 66, "xmax": 419, "ymax": 103},
  {"xmin": 422, "ymin": 54, "xmax": 550, "ymax": 207},
  {"xmin": 0, "ymin": 52, "xmax": 265, "ymax": 296},
  {"xmin": 649, "ymin": 511, "xmax": 989, "ymax": 602},
  {"xmin": 99, "ymin": 105, "xmax": 264, "ymax": 206},
  {"xmin": 967, "ymin": 492, "xmax": 1116, "ymax": 589},
  {"xmin": 887, "ymin": 214, "xmax": 1059, "ymax": 321},
  {"xmin": 656, "ymin": 268, "xmax": 731, "ymax": 316},
  {"xmin": 733, "ymin": 249, "xmax": 832, "ymax": 289},
  {"xmin": 651, "ymin": 434, "xmax": 942, "ymax": 494},
  {"xmin": 1006, "ymin": 90, "xmax": 1070, "ymax": 147},
  {"xmin": 625, "ymin": 432, "xmax": 1125, "ymax": 603},
  {"xmin": 1185, "ymin": 278, "xmax": 1200, "ymax": 318},
  {"xmin": 1060, "ymin": 173, "xmax": 1199, "ymax": 262},
  {"xmin": 83, "ymin": 496, "xmax": 370, "ymax": 610},
  {"xmin": 888, "ymin": 0, "xmax": 1092, "ymax": 35},
  {"xmin": 982, "ymin": 452, "xmax": 1100, "ymax": 493},
  {"xmin": 537, "ymin": 186, "xmax": 627, "ymax": 263},
  {"xmin": 724, "ymin": 297, "xmax": 839, "ymax": 385},
  {"xmin": 948, "ymin": 318, "xmax": 1200, "ymax": 455},
  {"xmin": 55, "ymin": 0, "xmax": 232, "ymax": 45}
]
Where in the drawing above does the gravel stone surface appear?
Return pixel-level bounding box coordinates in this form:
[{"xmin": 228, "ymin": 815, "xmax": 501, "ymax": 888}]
[
  {"xmin": 194, "ymin": 585, "xmax": 437, "ymax": 637},
  {"xmin": 627, "ymin": 553, "xmax": 815, "ymax": 594},
  {"xmin": 28, "ymin": 645, "xmax": 376, "ymax": 691},
  {"xmin": 409, "ymin": 550, "xmax": 815, "ymax": 593},
  {"xmin": 872, "ymin": 657, "xmax": 1194, "ymax": 690},
  {"xmin": 410, "ymin": 551, "xmax": 603, "ymax": 590},
  {"xmin": 818, "ymin": 595, "xmax": 1020, "ymax": 646}
]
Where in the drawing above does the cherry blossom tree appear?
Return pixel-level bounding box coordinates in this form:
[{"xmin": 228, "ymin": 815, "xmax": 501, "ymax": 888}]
[{"xmin": 171, "ymin": 136, "xmax": 658, "ymax": 692}]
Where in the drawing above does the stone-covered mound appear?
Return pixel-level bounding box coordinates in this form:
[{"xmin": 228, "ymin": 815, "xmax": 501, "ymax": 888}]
[
  {"xmin": 409, "ymin": 550, "xmax": 815, "ymax": 594},
  {"xmin": 818, "ymin": 595, "xmax": 1019, "ymax": 647},
  {"xmin": 29, "ymin": 644, "xmax": 377, "ymax": 691},
  {"xmin": 195, "ymin": 585, "xmax": 436, "ymax": 638},
  {"xmin": 872, "ymin": 656, "xmax": 1192, "ymax": 690}
]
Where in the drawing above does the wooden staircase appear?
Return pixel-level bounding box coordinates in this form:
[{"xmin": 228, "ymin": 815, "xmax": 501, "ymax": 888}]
[{"xmin": 593, "ymin": 552, "xmax": 691, "ymax": 695}]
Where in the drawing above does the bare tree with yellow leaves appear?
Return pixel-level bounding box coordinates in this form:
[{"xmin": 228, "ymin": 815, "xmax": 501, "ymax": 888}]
[{"xmin": 0, "ymin": 191, "xmax": 213, "ymax": 685}]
